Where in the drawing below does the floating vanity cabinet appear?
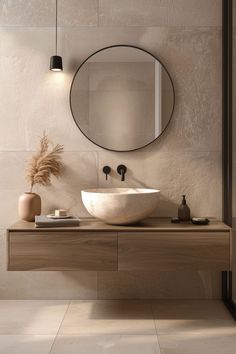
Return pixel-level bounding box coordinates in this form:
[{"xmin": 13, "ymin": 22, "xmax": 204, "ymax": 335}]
[
  {"xmin": 7, "ymin": 218, "xmax": 231, "ymax": 272},
  {"xmin": 118, "ymin": 232, "xmax": 230, "ymax": 271},
  {"xmin": 7, "ymin": 230, "xmax": 117, "ymax": 271}
]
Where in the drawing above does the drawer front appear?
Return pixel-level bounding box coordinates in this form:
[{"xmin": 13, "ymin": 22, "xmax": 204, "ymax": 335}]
[
  {"xmin": 118, "ymin": 232, "xmax": 230, "ymax": 271},
  {"xmin": 8, "ymin": 231, "xmax": 118, "ymax": 271}
]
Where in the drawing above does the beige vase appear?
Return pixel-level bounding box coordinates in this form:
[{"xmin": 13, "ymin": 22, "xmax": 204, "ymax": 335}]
[{"xmin": 18, "ymin": 192, "xmax": 41, "ymax": 222}]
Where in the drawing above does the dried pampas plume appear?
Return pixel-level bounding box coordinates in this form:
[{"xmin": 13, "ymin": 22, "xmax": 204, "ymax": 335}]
[{"xmin": 26, "ymin": 132, "xmax": 64, "ymax": 192}]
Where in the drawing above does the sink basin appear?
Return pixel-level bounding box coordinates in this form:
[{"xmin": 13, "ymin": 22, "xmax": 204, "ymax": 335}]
[{"xmin": 81, "ymin": 188, "xmax": 160, "ymax": 225}]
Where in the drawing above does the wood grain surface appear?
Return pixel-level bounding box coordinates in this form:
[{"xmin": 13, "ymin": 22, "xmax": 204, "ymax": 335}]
[
  {"xmin": 118, "ymin": 231, "xmax": 230, "ymax": 271},
  {"xmin": 8, "ymin": 231, "xmax": 117, "ymax": 271}
]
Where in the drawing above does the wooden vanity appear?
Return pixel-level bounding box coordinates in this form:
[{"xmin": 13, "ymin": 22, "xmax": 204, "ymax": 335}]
[{"xmin": 7, "ymin": 218, "xmax": 231, "ymax": 272}]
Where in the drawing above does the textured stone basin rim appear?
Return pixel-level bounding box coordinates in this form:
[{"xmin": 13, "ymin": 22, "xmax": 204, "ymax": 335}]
[{"xmin": 81, "ymin": 188, "xmax": 160, "ymax": 225}]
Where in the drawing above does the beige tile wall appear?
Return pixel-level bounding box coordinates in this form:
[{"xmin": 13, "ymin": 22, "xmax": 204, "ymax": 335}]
[{"xmin": 0, "ymin": 0, "xmax": 222, "ymax": 299}]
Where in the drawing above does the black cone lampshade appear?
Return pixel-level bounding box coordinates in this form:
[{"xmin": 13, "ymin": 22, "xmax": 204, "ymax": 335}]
[
  {"xmin": 50, "ymin": 55, "xmax": 63, "ymax": 71},
  {"xmin": 50, "ymin": 0, "xmax": 63, "ymax": 71}
]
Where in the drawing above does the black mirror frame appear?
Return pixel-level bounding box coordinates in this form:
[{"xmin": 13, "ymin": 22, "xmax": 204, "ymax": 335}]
[{"xmin": 69, "ymin": 44, "xmax": 175, "ymax": 152}]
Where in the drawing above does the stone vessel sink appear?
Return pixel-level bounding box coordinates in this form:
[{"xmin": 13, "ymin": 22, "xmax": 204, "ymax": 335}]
[{"xmin": 81, "ymin": 188, "xmax": 160, "ymax": 225}]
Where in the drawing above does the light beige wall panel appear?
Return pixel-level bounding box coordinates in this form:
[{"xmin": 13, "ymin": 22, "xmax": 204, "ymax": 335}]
[
  {"xmin": 59, "ymin": 0, "xmax": 98, "ymax": 27},
  {"xmin": 99, "ymin": 0, "xmax": 169, "ymax": 27},
  {"xmin": 167, "ymin": 0, "xmax": 221, "ymax": 27},
  {"xmin": 0, "ymin": 0, "xmax": 98, "ymax": 27},
  {"xmin": 0, "ymin": 29, "xmax": 100, "ymax": 152},
  {"xmin": 147, "ymin": 28, "xmax": 221, "ymax": 153},
  {"xmin": 98, "ymin": 151, "xmax": 222, "ymax": 218},
  {"xmin": 0, "ymin": 269, "xmax": 98, "ymax": 299},
  {"xmin": 0, "ymin": 190, "xmax": 29, "ymax": 229},
  {"xmin": 99, "ymin": 0, "xmax": 221, "ymax": 27},
  {"xmin": 0, "ymin": 0, "xmax": 55, "ymax": 27},
  {"xmin": 0, "ymin": 229, "xmax": 7, "ymax": 271},
  {"xmin": 1, "ymin": 0, "xmax": 221, "ymax": 28},
  {"xmin": 98, "ymin": 271, "xmax": 221, "ymax": 299}
]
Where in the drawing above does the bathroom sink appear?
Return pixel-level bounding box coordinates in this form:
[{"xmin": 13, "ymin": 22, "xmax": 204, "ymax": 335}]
[{"xmin": 81, "ymin": 188, "xmax": 160, "ymax": 225}]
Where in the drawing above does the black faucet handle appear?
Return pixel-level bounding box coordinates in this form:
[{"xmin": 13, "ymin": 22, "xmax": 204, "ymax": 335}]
[
  {"xmin": 103, "ymin": 166, "xmax": 111, "ymax": 180},
  {"xmin": 117, "ymin": 164, "xmax": 127, "ymax": 181}
]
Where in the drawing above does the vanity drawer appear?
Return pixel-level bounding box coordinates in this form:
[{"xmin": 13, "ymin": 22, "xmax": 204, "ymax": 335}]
[
  {"xmin": 8, "ymin": 231, "xmax": 118, "ymax": 271},
  {"xmin": 118, "ymin": 231, "xmax": 230, "ymax": 271}
]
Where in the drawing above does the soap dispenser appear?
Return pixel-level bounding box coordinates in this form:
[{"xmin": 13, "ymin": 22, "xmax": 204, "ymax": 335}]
[{"xmin": 178, "ymin": 195, "xmax": 191, "ymax": 222}]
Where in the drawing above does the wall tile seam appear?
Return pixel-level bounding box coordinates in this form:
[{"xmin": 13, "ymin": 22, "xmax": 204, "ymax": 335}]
[
  {"xmin": 97, "ymin": 0, "xmax": 99, "ymax": 27},
  {"xmin": 95, "ymin": 25, "xmax": 222, "ymax": 29},
  {"xmin": 0, "ymin": 25, "xmax": 222, "ymax": 30},
  {"xmin": 0, "ymin": 25, "xmax": 98, "ymax": 29}
]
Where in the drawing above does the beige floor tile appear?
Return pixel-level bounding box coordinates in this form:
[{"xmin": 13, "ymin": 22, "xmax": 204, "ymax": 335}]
[
  {"xmin": 51, "ymin": 334, "xmax": 161, "ymax": 354},
  {"xmin": 0, "ymin": 300, "xmax": 69, "ymax": 334},
  {"xmin": 152, "ymin": 300, "xmax": 236, "ymax": 334},
  {"xmin": 152, "ymin": 300, "xmax": 232, "ymax": 320},
  {"xmin": 155, "ymin": 319, "xmax": 236, "ymax": 335},
  {"xmin": 0, "ymin": 335, "xmax": 55, "ymax": 354},
  {"xmin": 59, "ymin": 300, "xmax": 156, "ymax": 335},
  {"xmin": 158, "ymin": 332, "xmax": 236, "ymax": 354}
]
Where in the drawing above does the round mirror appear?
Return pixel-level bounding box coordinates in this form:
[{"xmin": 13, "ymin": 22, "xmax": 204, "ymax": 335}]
[{"xmin": 70, "ymin": 45, "xmax": 175, "ymax": 152}]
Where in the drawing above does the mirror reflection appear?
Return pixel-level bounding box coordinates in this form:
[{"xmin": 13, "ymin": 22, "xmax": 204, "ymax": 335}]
[{"xmin": 70, "ymin": 46, "xmax": 175, "ymax": 151}]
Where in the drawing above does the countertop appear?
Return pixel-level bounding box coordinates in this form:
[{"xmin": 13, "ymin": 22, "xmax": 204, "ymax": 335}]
[{"xmin": 8, "ymin": 217, "xmax": 231, "ymax": 232}]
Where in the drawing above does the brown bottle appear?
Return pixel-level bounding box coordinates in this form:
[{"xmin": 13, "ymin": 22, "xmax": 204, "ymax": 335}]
[{"xmin": 178, "ymin": 195, "xmax": 191, "ymax": 221}]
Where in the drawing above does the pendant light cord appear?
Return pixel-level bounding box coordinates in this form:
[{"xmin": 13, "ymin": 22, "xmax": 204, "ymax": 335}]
[
  {"xmin": 50, "ymin": 0, "xmax": 62, "ymax": 70},
  {"xmin": 55, "ymin": 0, "xmax": 58, "ymax": 55}
]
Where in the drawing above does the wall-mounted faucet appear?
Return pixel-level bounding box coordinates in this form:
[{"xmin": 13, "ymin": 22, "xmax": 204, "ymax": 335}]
[
  {"xmin": 117, "ymin": 164, "xmax": 127, "ymax": 181},
  {"xmin": 103, "ymin": 166, "xmax": 111, "ymax": 180}
]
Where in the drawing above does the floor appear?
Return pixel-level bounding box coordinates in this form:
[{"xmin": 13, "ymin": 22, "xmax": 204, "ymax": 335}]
[{"xmin": 0, "ymin": 300, "xmax": 235, "ymax": 353}]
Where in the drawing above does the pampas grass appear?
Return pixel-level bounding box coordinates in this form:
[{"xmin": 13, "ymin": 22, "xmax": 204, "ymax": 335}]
[{"xmin": 26, "ymin": 132, "xmax": 64, "ymax": 192}]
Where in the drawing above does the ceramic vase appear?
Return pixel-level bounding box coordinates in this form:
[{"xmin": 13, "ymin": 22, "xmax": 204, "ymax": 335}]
[{"xmin": 18, "ymin": 192, "xmax": 41, "ymax": 222}]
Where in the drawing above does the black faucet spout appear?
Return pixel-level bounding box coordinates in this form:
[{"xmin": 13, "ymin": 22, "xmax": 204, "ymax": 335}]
[
  {"xmin": 121, "ymin": 170, "xmax": 125, "ymax": 181},
  {"xmin": 117, "ymin": 164, "xmax": 127, "ymax": 181}
]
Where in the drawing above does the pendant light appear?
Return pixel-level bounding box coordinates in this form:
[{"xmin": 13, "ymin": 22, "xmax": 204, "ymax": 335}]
[{"xmin": 50, "ymin": 0, "xmax": 63, "ymax": 71}]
